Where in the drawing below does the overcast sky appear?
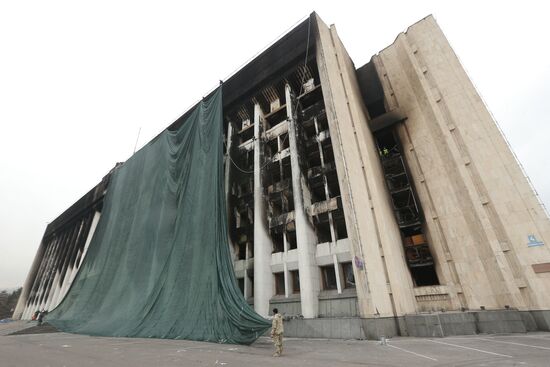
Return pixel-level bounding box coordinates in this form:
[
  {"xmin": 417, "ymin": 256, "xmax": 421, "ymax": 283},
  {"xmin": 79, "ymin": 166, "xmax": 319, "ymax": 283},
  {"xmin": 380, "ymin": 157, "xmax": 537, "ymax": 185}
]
[{"xmin": 1, "ymin": 0, "xmax": 549, "ymax": 290}]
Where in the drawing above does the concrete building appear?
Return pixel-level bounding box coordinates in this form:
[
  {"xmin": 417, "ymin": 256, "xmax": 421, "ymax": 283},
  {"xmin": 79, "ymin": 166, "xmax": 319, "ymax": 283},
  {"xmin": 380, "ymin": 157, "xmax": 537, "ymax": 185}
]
[{"xmin": 14, "ymin": 13, "xmax": 550, "ymax": 338}]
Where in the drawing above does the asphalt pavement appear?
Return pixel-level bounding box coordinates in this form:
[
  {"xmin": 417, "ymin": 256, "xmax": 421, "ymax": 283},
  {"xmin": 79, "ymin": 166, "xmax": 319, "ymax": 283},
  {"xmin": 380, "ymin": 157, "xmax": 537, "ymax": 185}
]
[{"xmin": 1, "ymin": 321, "xmax": 549, "ymax": 366}]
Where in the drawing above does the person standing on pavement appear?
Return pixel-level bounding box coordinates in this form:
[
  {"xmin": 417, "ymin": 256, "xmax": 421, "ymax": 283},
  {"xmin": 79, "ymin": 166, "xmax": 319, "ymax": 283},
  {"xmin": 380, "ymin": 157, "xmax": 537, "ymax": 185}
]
[{"xmin": 270, "ymin": 308, "xmax": 284, "ymax": 357}]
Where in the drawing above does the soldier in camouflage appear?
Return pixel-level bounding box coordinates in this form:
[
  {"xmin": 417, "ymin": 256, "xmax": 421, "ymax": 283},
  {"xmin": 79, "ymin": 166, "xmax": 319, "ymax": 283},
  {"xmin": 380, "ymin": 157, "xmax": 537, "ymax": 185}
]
[{"xmin": 270, "ymin": 308, "xmax": 284, "ymax": 357}]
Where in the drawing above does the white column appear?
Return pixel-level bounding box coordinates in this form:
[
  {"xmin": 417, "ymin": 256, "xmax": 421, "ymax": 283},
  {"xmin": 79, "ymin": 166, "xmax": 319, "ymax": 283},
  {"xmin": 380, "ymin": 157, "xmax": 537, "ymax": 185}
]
[
  {"xmin": 286, "ymin": 84, "xmax": 319, "ymax": 318},
  {"xmin": 253, "ymin": 103, "xmax": 273, "ymax": 317},
  {"xmin": 13, "ymin": 236, "xmax": 48, "ymax": 319}
]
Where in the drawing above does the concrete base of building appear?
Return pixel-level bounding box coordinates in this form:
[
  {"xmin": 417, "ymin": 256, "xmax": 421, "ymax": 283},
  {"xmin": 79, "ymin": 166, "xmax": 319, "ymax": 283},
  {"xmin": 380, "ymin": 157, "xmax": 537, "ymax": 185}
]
[
  {"xmin": 283, "ymin": 317, "xmax": 365, "ymax": 339},
  {"xmin": 283, "ymin": 310, "xmax": 550, "ymax": 339},
  {"xmin": 529, "ymin": 310, "xmax": 550, "ymax": 331}
]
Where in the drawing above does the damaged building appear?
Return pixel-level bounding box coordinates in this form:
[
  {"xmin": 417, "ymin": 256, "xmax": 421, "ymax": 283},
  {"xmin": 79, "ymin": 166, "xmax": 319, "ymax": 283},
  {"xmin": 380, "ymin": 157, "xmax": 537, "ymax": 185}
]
[{"xmin": 14, "ymin": 13, "xmax": 550, "ymax": 338}]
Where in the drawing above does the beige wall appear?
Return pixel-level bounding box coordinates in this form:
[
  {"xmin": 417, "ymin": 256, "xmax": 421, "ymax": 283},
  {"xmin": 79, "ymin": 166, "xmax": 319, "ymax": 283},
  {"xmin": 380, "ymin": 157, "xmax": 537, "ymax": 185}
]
[
  {"xmin": 315, "ymin": 15, "xmax": 418, "ymax": 318},
  {"xmin": 374, "ymin": 15, "xmax": 550, "ymax": 311}
]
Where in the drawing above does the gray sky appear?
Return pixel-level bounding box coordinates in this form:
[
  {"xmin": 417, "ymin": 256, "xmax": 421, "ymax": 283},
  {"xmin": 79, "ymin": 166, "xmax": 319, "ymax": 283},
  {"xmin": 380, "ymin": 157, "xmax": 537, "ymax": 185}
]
[{"xmin": 1, "ymin": 0, "xmax": 549, "ymax": 290}]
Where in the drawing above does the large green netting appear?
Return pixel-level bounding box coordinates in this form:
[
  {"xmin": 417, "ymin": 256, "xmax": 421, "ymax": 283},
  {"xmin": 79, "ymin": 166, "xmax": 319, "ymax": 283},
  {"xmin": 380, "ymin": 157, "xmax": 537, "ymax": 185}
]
[{"xmin": 47, "ymin": 87, "xmax": 270, "ymax": 344}]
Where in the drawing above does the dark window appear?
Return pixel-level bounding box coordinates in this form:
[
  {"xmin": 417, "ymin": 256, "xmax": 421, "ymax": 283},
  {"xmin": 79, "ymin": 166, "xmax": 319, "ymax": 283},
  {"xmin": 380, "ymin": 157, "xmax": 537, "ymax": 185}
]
[
  {"xmin": 342, "ymin": 262, "xmax": 355, "ymax": 289},
  {"xmin": 291, "ymin": 270, "xmax": 300, "ymax": 293},
  {"xmin": 238, "ymin": 278, "xmax": 245, "ymax": 295},
  {"xmin": 272, "ymin": 231, "xmax": 284, "ymax": 253},
  {"xmin": 286, "ymin": 231, "xmax": 297, "ymax": 250},
  {"xmin": 274, "ymin": 272, "xmax": 285, "ymax": 295},
  {"xmin": 366, "ymin": 100, "xmax": 386, "ymax": 119},
  {"xmin": 249, "ymin": 274, "xmax": 254, "ymax": 298},
  {"xmin": 237, "ymin": 242, "xmax": 246, "ymax": 260},
  {"xmin": 410, "ymin": 265, "xmax": 439, "ymax": 286},
  {"xmin": 321, "ymin": 265, "xmax": 337, "ymax": 290}
]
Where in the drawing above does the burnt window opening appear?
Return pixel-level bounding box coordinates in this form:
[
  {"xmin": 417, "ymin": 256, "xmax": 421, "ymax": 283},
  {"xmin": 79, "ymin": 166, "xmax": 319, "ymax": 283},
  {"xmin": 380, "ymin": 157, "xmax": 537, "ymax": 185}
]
[
  {"xmin": 302, "ymin": 120, "xmax": 317, "ymax": 140},
  {"xmin": 316, "ymin": 114, "xmax": 329, "ymax": 131},
  {"xmin": 265, "ymin": 165, "xmax": 280, "ymax": 186},
  {"xmin": 274, "ymin": 272, "xmax": 285, "ymax": 295},
  {"xmin": 238, "ymin": 278, "xmax": 245, "ymax": 295},
  {"xmin": 326, "ymin": 173, "xmax": 340, "ymax": 198},
  {"xmin": 280, "ymin": 133, "xmax": 290, "ymax": 150},
  {"xmin": 265, "ymin": 105, "xmax": 287, "ymax": 127},
  {"xmin": 356, "ymin": 61, "xmax": 387, "ymax": 119},
  {"xmin": 291, "ymin": 270, "xmax": 300, "ymax": 293},
  {"xmin": 375, "ymin": 128, "xmax": 400, "ymax": 158},
  {"xmin": 245, "ymin": 150, "xmax": 254, "ymax": 170},
  {"xmin": 285, "ymin": 194, "xmax": 295, "ymax": 212},
  {"xmin": 314, "ymin": 213, "xmax": 332, "ymax": 244},
  {"xmin": 237, "ymin": 242, "xmax": 247, "ymax": 260},
  {"xmin": 269, "ymin": 197, "xmax": 283, "ymax": 218},
  {"xmin": 322, "ymin": 142, "xmax": 334, "ymax": 163},
  {"xmin": 306, "ymin": 147, "xmax": 322, "ymax": 168},
  {"xmin": 309, "ymin": 184, "xmax": 326, "ymax": 204},
  {"xmin": 342, "ymin": 262, "xmax": 355, "ymax": 289},
  {"xmin": 272, "ymin": 231, "xmax": 284, "ymax": 253},
  {"xmin": 281, "ymin": 158, "xmax": 292, "ymax": 181},
  {"xmin": 266, "ymin": 138, "xmax": 279, "ymax": 156},
  {"xmin": 333, "ymin": 209, "xmax": 348, "ymax": 240},
  {"xmin": 249, "ymin": 273, "xmax": 254, "ymax": 298},
  {"xmin": 367, "ymin": 100, "xmax": 386, "ymax": 119},
  {"xmin": 321, "ymin": 265, "xmax": 338, "ymax": 290},
  {"xmin": 286, "ymin": 230, "xmax": 297, "ymax": 250},
  {"xmin": 410, "ymin": 265, "xmax": 439, "ymax": 287},
  {"xmin": 374, "ymin": 127, "xmax": 439, "ymax": 287}
]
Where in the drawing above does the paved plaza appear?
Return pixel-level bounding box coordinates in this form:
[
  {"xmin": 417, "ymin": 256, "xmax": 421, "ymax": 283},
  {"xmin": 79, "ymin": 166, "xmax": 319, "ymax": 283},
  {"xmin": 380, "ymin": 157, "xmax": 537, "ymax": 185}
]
[{"xmin": 1, "ymin": 322, "xmax": 549, "ymax": 366}]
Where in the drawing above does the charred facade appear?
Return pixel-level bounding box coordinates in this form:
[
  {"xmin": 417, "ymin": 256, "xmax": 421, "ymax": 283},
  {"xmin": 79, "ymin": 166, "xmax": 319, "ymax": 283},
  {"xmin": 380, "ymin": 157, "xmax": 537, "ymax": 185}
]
[{"xmin": 15, "ymin": 13, "xmax": 550, "ymax": 338}]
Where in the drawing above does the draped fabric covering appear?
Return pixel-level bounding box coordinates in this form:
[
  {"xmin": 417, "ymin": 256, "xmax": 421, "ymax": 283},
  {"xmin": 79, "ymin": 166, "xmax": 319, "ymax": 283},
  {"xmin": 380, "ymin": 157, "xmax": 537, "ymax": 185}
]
[{"xmin": 47, "ymin": 88, "xmax": 270, "ymax": 344}]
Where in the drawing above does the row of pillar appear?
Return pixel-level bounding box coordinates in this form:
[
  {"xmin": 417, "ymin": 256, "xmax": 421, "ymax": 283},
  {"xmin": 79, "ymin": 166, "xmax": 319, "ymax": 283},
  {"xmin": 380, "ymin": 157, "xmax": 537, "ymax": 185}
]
[
  {"xmin": 250, "ymin": 84, "xmax": 320, "ymax": 318},
  {"xmin": 19, "ymin": 211, "xmax": 100, "ymax": 319}
]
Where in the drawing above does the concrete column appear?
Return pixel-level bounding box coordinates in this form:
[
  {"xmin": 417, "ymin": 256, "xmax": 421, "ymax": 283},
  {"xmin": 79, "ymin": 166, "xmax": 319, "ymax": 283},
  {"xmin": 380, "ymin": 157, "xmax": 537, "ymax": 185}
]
[
  {"xmin": 286, "ymin": 84, "xmax": 319, "ymax": 318},
  {"xmin": 13, "ymin": 236, "xmax": 47, "ymax": 319},
  {"xmin": 253, "ymin": 103, "xmax": 273, "ymax": 317},
  {"xmin": 333, "ymin": 255, "xmax": 343, "ymax": 294}
]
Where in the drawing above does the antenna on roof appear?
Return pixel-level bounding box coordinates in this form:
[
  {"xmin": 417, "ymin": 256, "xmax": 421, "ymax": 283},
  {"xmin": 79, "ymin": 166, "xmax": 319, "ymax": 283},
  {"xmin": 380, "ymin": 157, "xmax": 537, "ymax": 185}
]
[{"xmin": 133, "ymin": 127, "xmax": 142, "ymax": 155}]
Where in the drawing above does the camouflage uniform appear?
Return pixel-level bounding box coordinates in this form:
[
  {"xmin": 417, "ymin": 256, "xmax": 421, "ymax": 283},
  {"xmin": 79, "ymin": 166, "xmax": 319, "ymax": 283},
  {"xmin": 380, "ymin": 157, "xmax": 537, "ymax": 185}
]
[{"xmin": 271, "ymin": 313, "xmax": 284, "ymax": 357}]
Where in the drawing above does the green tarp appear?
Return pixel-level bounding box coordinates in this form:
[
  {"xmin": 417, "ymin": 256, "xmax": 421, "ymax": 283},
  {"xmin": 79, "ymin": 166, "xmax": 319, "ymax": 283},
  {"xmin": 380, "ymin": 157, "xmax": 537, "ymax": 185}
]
[{"xmin": 47, "ymin": 87, "xmax": 270, "ymax": 344}]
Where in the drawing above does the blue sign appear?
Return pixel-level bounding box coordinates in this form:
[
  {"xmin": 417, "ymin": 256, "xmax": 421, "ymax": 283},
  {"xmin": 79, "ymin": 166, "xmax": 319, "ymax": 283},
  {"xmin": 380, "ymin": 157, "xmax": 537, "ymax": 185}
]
[{"xmin": 527, "ymin": 235, "xmax": 544, "ymax": 247}]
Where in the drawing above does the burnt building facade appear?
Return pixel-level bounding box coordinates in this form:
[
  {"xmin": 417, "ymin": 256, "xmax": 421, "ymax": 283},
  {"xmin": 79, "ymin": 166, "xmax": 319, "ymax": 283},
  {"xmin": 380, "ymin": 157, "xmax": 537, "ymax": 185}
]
[{"xmin": 15, "ymin": 13, "xmax": 550, "ymax": 338}]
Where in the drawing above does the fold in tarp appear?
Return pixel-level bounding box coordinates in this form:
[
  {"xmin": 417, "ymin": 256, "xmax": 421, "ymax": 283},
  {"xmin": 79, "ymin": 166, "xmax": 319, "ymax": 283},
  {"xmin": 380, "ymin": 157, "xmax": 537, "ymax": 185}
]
[{"xmin": 47, "ymin": 87, "xmax": 270, "ymax": 344}]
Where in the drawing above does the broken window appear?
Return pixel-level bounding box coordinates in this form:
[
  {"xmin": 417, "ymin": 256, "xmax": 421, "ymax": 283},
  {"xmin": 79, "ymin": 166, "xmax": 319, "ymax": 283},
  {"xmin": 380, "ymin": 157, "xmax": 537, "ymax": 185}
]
[
  {"xmin": 342, "ymin": 262, "xmax": 355, "ymax": 289},
  {"xmin": 274, "ymin": 272, "xmax": 285, "ymax": 295},
  {"xmin": 374, "ymin": 127, "xmax": 439, "ymax": 286},
  {"xmin": 271, "ymin": 231, "xmax": 284, "ymax": 253},
  {"xmin": 321, "ymin": 265, "xmax": 337, "ymax": 290},
  {"xmin": 237, "ymin": 242, "xmax": 247, "ymax": 260},
  {"xmin": 238, "ymin": 278, "xmax": 245, "ymax": 295},
  {"xmin": 290, "ymin": 270, "xmax": 300, "ymax": 294},
  {"xmin": 286, "ymin": 231, "xmax": 297, "ymax": 250}
]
